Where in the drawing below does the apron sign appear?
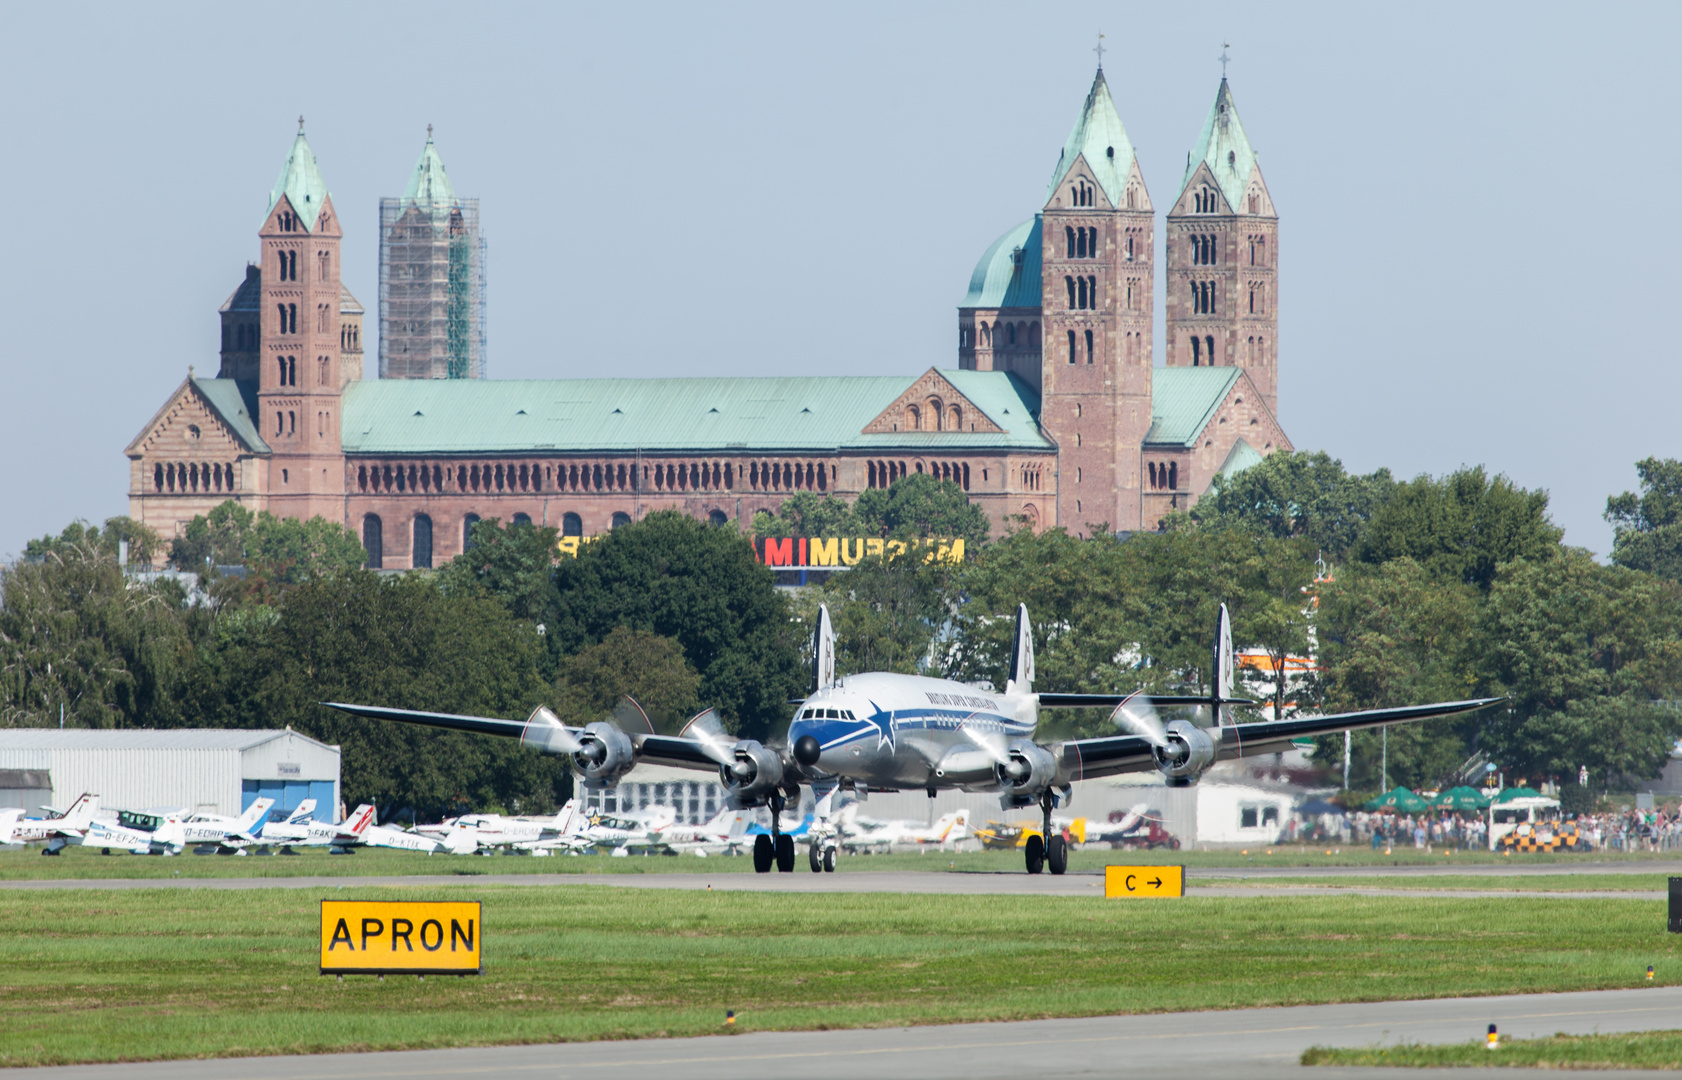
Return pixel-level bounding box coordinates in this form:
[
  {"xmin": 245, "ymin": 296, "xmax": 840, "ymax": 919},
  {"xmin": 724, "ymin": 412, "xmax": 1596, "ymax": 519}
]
[
  {"xmin": 319, "ymin": 900, "xmax": 482, "ymax": 975},
  {"xmin": 1104, "ymin": 865, "xmax": 1185, "ymax": 898}
]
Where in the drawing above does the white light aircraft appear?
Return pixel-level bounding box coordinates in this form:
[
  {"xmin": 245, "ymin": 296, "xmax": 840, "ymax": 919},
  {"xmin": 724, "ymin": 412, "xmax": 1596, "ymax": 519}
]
[
  {"xmin": 179, "ymin": 798, "xmax": 276, "ymax": 853},
  {"xmin": 82, "ymin": 809, "xmax": 188, "ymax": 855},
  {"xmin": 252, "ymin": 800, "xmax": 319, "ymax": 847},
  {"xmin": 329, "ymin": 601, "xmax": 1501, "ymax": 876},
  {"xmin": 421, "ymin": 801, "xmax": 585, "ymax": 854},
  {"xmin": 2, "ymin": 794, "xmax": 102, "ymax": 854}
]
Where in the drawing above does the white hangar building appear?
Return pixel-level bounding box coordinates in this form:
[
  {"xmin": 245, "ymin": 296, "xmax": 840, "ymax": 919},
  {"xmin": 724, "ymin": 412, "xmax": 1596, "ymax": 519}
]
[{"xmin": 0, "ymin": 729, "xmax": 341, "ymax": 822}]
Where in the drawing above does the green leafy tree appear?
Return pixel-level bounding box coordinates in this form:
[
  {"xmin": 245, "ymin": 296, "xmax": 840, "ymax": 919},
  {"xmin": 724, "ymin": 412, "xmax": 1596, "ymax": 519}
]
[
  {"xmin": 808, "ymin": 552, "xmax": 956, "ymax": 677},
  {"xmin": 750, "ymin": 492, "xmax": 858, "ymax": 538},
  {"xmin": 1356, "ymin": 466, "xmax": 1563, "ymax": 590},
  {"xmin": 1195, "ymin": 450, "xmax": 1395, "ymax": 558},
  {"xmin": 435, "ymin": 517, "xmax": 561, "ymax": 627},
  {"xmin": 854, "ymin": 473, "xmax": 990, "ymax": 545},
  {"xmin": 1, "ymin": 538, "xmax": 195, "ymax": 728},
  {"xmin": 1606, "ymin": 457, "xmax": 1682, "ymax": 581},
  {"xmin": 554, "ymin": 626, "xmax": 703, "ymax": 730},
  {"xmin": 168, "ymin": 501, "xmax": 363, "ymax": 585},
  {"xmin": 25, "ymin": 517, "xmax": 164, "ymax": 568},
  {"xmin": 1475, "ymin": 549, "xmax": 1682, "ymax": 785},
  {"xmin": 549, "ymin": 511, "xmax": 803, "ymax": 740},
  {"xmin": 189, "ymin": 571, "xmax": 562, "ymax": 818},
  {"xmin": 1311, "ymin": 557, "xmax": 1481, "ymax": 788}
]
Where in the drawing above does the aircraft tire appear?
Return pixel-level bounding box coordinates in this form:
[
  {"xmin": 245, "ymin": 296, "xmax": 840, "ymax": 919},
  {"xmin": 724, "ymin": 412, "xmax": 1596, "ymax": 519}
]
[
  {"xmin": 808, "ymin": 842, "xmax": 822, "ymax": 873},
  {"xmin": 753, "ymin": 834, "xmax": 774, "ymax": 873},
  {"xmin": 1024, "ymin": 834, "xmax": 1045, "ymax": 874},
  {"xmin": 823, "ymin": 846, "xmax": 837, "ymax": 872},
  {"xmin": 775, "ymin": 833, "xmax": 796, "ymax": 872},
  {"xmin": 1047, "ymin": 834, "xmax": 1068, "ymax": 875}
]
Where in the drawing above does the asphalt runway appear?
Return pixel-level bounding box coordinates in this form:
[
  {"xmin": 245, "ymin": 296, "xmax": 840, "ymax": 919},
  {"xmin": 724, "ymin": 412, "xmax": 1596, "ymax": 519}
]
[
  {"xmin": 16, "ymin": 987, "xmax": 1682, "ymax": 1079},
  {"xmin": 0, "ymin": 863, "xmax": 1672, "ymax": 899}
]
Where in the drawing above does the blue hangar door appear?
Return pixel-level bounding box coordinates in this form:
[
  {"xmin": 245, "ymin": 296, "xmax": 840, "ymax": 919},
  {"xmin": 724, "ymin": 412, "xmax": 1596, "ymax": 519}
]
[{"xmin": 243, "ymin": 780, "xmax": 335, "ymax": 822}]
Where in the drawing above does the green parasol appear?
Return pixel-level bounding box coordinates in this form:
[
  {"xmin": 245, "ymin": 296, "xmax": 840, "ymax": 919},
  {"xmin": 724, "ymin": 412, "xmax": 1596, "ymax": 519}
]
[
  {"xmin": 1432, "ymin": 785, "xmax": 1491, "ymax": 811},
  {"xmin": 1363, "ymin": 786, "xmax": 1431, "ymax": 813}
]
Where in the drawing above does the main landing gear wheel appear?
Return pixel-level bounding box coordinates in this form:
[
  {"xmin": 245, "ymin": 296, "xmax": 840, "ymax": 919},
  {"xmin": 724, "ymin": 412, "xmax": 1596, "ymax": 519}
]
[
  {"xmin": 1024, "ymin": 834, "xmax": 1045, "ymax": 874},
  {"xmin": 823, "ymin": 846, "xmax": 837, "ymax": 873},
  {"xmin": 753, "ymin": 833, "xmax": 774, "ymax": 873},
  {"xmin": 1047, "ymin": 834, "xmax": 1068, "ymax": 875},
  {"xmin": 808, "ymin": 842, "xmax": 823, "ymax": 873},
  {"xmin": 775, "ymin": 833, "xmax": 796, "ymax": 872}
]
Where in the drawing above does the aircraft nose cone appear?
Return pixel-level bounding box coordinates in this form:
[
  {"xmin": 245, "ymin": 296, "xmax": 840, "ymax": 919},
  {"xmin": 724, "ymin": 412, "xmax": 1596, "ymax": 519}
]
[{"xmin": 793, "ymin": 735, "xmax": 822, "ymax": 767}]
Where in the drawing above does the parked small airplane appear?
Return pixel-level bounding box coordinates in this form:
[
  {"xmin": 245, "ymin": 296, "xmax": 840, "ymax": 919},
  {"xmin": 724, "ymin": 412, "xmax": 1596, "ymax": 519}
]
[
  {"xmin": 82, "ymin": 809, "xmax": 188, "ymax": 855},
  {"xmin": 420, "ymin": 802, "xmax": 584, "ymax": 854},
  {"xmin": 252, "ymin": 800, "xmax": 320, "ymax": 847},
  {"xmin": 2, "ymin": 794, "xmax": 102, "ymax": 854},
  {"xmin": 179, "ymin": 798, "xmax": 275, "ymax": 853},
  {"xmin": 329, "ymin": 602, "xmax": 1501, "ymax": 876},
  {"xmin": 833, "ymin": 808, "xmax": 971, "ymax": 855}
]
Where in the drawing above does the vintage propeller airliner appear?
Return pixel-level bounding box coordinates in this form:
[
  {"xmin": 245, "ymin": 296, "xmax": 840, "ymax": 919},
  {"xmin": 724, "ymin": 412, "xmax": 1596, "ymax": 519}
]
[{"xmin": 328, "ymin": 603, "xmax": 1500, "ymax": 875}]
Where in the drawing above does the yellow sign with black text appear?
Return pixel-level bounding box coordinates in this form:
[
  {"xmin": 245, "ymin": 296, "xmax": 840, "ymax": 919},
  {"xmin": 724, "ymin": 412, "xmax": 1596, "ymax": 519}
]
[
  {"xmin": 319, "ymin": 900, "xmax": 482, "ymax": 975},
  {"xmin": 1104, "ymin": 865, "xmax": 1184, "ymax": 898}
]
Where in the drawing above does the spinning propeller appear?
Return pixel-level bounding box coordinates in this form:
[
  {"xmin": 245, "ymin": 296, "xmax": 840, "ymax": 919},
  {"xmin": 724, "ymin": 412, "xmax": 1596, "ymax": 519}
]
[{"xmin": 1110, "ymin": 691, "xmax": 1169, "ymax": 748}]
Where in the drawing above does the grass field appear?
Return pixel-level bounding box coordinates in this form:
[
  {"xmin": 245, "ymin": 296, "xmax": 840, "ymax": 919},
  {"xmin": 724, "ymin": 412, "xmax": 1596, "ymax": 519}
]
[
  {"xmin": 1303, "ymin": 1030, "xmax": 1682, "ymax": 1069},
  {"xmin": 3, "ymin": 841, "xmax": 1679, "ymax": 880},
  {"xmin": 0, "ymin": 885, "xmax": 1678, "ymax": 1067},
  {"xmin": 1197, "ymin": 874, "xmax": 1671, "ymax": 893}
]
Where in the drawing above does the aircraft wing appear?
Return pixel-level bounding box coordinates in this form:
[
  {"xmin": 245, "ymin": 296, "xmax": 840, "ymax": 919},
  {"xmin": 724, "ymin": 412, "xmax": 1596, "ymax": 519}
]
[
  {"xmin": 1039, "ymin": 693, "xmax": 1257, "ymax": 708},
  {"xmin": 1056, "ymin": 697, "xmax": 1503, "ymax": 782},
  {"xmin": 323, "ymin": 703, "xmax": 724, "ymax": 774}
]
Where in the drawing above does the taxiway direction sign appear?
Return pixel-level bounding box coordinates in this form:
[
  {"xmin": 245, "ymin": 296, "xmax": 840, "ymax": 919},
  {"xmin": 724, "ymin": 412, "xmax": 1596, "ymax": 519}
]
[{"xmin": 1104, "ymin": 865, "xmax": 1184, "ymax": 898}]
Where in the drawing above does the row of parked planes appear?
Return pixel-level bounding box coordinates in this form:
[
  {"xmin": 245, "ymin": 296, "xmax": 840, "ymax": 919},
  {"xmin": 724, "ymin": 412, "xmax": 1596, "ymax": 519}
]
[{"xmin": 0, "ymin": 792, "xmax": 1170, "ymax": 867}]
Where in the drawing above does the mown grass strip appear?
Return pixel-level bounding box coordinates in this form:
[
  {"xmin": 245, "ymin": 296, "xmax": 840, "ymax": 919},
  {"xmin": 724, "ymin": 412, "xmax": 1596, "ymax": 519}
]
[
  {"xmin": 0, "ymin": 886, "xmax": 1679, "ymax": 1067},
  {"xmin": 1303, "ymin": 1029, "xmax": 1682, "ymax": 1068},
  {"xmin": 1195, "ymin": 874, "xmax": 1670, "ymax": 893}
]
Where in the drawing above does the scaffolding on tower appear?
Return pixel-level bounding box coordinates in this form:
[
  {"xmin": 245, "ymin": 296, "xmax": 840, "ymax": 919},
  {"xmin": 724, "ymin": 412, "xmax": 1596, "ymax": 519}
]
[{"xmin": 378, "ymin": 194, "xmax": 487, "ymax": 379}]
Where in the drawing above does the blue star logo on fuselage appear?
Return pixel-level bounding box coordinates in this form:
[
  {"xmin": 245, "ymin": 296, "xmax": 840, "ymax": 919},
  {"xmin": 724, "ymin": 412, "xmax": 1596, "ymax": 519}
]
[{"xmin": 864, "ymin": 701, "xmax": 896, "ymax": 751}]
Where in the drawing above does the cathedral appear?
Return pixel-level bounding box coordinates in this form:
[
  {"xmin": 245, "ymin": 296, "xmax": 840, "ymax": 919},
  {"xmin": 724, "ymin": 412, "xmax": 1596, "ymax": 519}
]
[{"xmin": 125, "ymin": 67, "xmax": 1290, "ymax": 570}]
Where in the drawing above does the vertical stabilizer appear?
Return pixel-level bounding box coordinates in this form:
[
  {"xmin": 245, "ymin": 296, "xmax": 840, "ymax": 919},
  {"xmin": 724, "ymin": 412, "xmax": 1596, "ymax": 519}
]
[
  {"xmin": 234, "ymin": 797, "xmax": 275, "ymax": 834},
  {"xmin": 1211, "ymin": 602, "xmax": 1235, "ymax": 725},
  {"xmin": 1005, "ymin": 604, "xmax": 1035, "ymax": 696},
  {"xmin": 342, "ymin": 804, "xmax": 377, "ymax": 836},
  {"xmin": 810, "ymin": 604, "xmax": 837, "ymax": 693},
  {"xmin": 57, "ymin": 794, "xmax": 100, "ymax": 832},
  {"xmin": 285, "ymin": 799, "xmax": 317, "ymax": 824}
]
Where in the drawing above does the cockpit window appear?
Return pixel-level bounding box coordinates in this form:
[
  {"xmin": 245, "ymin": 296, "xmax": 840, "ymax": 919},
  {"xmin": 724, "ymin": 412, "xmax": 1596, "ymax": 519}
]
[{"xmin": 801, "ymin": 708, "xmax": 814, "ymax": 719}]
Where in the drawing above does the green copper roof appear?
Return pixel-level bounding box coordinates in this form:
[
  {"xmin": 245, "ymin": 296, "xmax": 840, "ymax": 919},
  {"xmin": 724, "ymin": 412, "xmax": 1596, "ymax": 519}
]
[
  {"xmin": 962, "ymin": 217, "xmax": 1043, "ymax": 308},
  {"xmin": 1177, "ymin": 78, "xmax": 1258, "ymax": 210},
  {"xmin": 1047, "ymin": 68, "xmax": 1137, "ymax": 206},
  {"xmin": 1143, "ymin": 368, "xmax": 1241, "ymax": 447},
  {"xmin": 1216, "ymin": 436, "xmax": 1264, "ymax": 478},
  {"xmin": 340, "ymin": 372, "xmax": 1049, "ymax": 455},
  {"xmin": 402, "ymin": 131, "xmax": 455, "ymax": 206},
  {"xmin": 266, "ymin": 127, "xmax": 330, "ymax": 231},
  {"xmin": 192, "ymin": 378, "xmax": 269, "ymax": 453}
]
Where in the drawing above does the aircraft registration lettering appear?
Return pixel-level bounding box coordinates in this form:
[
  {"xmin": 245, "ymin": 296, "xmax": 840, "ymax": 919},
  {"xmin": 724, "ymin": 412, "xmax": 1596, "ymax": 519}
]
[
  {"xmin": 1103, "ymin": 865, "xmax": 1184, "ymax": 898},
  {"xmin": 320, "ymin": 900, "xmax": 481, "ymax": 975}
]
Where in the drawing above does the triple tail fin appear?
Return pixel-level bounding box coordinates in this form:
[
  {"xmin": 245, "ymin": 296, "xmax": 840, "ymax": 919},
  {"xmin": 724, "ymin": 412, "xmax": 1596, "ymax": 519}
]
[
  {"xmin": 1005, "ymin": 604, "xmax": 1035, "ymax": 696},
  {"xmin": 810, "ymin": 604, "xmax": 837, "ymax": 694}
]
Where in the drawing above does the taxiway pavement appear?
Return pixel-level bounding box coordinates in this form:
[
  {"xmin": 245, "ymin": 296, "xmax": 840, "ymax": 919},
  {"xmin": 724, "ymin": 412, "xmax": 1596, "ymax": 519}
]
[{"xmin": 13, "ymin": 986, "xmax": 1682, "ymax": 1079}]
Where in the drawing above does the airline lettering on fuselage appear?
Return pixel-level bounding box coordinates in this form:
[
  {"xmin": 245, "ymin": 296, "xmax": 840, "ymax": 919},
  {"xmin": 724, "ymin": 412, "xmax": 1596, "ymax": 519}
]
[{"xmin": 924, "ymin": 692, "xmax": 997, "ymax": 710}]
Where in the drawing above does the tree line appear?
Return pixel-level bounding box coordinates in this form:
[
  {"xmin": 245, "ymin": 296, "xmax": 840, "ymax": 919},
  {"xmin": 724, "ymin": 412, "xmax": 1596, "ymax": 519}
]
[{"xmin": 5, "ymin": 457, "xmax": 1682, "ymax": 815}]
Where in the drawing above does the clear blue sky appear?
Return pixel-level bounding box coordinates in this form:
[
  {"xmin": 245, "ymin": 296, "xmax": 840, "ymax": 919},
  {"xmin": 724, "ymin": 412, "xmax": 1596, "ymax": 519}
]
[{"xmin": 2, "ymin": 2, "xmax": 1675, "ymax": 559}]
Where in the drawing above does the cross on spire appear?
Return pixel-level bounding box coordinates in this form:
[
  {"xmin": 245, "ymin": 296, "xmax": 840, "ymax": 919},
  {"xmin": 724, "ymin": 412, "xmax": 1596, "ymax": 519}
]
[
  {"xmin": 1219, "ymin": 43, "xmax": 1230, "ymax": 78},
  {"xmin": 297, "ymin": 115, "xmax": 305, "ymax": 133},
  {"xmin": 1093, "ymin": 32, "xmax": 1106, "ymax": 70},
  {"xmin": 427, "ymin": 123, "xmax": 434, "ymax": 141}
]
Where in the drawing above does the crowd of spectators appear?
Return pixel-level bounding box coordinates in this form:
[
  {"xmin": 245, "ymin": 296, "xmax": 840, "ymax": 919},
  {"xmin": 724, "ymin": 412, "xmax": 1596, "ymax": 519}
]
[{"xmin": 1281, "ymin": 804, "xmax": 1682, "ymax": 852}]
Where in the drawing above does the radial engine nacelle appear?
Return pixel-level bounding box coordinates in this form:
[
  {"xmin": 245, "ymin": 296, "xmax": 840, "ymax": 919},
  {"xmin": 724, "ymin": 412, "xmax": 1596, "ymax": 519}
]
[
  {"xmin": 995, "ymin": 739, "xmax": 1057, "ymax": 794},
  {"xmin": 1153, "ymin": 719, "xmax": 1216, "ymax": 786},
  {"xmin": 573, "ymin": 721, "xmax": 637, "ymax": 788},
  {"xmin": 721, "ymin": 740, "xmax": 785, "ymax": 808}
]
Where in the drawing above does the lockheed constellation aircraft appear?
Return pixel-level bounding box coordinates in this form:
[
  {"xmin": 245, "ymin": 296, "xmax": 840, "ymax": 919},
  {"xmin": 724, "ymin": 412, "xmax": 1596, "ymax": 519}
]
[{"xmin": 328, "ymin": 603, "xmax": 1500, "ymax": 876}]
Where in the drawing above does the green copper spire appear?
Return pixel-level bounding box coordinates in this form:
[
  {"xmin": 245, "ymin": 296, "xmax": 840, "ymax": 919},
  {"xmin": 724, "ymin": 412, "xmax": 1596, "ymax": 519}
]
[
  {"xmin": 266, "ymin": 117, "xmax": 330, "ymax": 231},
  {"xmin": 1046, "ymin": 68, "xmax": 1137, "ymax": 205},
  {"xmin": 402, "ymin": 125, "xmax": 456, "ymax": 206},
  {"xmin": 1177, "ymin": 78, "xmax": 1258, "ymax": 210}
]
